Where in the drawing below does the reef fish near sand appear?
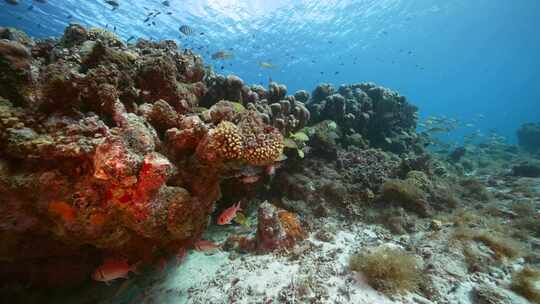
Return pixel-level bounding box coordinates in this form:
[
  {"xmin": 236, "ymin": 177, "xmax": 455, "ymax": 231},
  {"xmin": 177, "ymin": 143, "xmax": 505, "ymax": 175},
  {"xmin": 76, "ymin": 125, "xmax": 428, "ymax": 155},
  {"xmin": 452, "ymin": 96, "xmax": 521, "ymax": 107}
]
[
  {"xmin": 194, "ymin": 240, "xmax": 221, "ymax": 251},
  {"xmin": 241, "ymin": 175, "xmax": 260, "ymax": 184},
  {"xmin": 217, "ymin": 201, "xmax": 242, "ymax": 225},
  {"xmin": 92, "ymin": 259, "xmax": 138, "ymax": 283}
]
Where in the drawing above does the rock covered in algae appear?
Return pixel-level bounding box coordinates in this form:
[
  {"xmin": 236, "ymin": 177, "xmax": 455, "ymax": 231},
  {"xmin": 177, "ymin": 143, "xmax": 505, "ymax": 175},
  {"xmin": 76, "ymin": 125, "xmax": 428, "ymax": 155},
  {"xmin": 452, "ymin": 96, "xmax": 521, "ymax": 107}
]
[
  {"xmin": 201, "ymin": 72, "xmax": 310, "ymax": 135},
  {"xmin": 0, "ymin": 25, "xmax": 285, "ymax": 287},
  {"xmin": 196, "ymin": 110, "xmax": 284, "ymax": 166},
  {"xmin": 256, "ymin": 201, "xmax": 306, "ymax": 252},
  {"xmin": 307, "ymin": 82, "xmax": 420, "ymax": 153},
  {"xmin": 0, "ymin": 39, "xmax": 34, "ymax": 106},
  {"xmin": 224, "ymin": 201, "xmax": 306, "ymax": 253}
]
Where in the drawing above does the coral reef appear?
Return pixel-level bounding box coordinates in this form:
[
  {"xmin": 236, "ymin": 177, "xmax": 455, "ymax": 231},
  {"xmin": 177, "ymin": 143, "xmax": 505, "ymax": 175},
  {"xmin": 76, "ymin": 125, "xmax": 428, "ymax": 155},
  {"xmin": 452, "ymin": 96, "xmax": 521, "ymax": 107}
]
[
  {"xmin": 196, "ymin": 110, "xmax": 284, "ymax": 166},
  {"xmin": 224, "ymin": 201, "xmax": 306, "ymax": 253},
  {"xmin": 2, "ymin": 22, "xmax": 538, "ymax": 304},
  {"xmin": 307, "ymin": 82, "xmax": 421, "ymax": 153},
  {"xmin": 0, "ymin": 25, "xmax": 283, "ymax": 287},
  {"xmin": 201, "ymin": 72, "xmax": 310, "ymax": 135}
]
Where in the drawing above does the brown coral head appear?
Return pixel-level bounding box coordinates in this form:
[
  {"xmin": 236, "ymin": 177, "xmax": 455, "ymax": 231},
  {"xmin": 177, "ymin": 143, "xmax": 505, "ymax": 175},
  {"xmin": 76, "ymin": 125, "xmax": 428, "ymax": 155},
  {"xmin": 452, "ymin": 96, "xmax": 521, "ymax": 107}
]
[
  {"xmin": 239, "ymin": 111, "xmax": 284, "ymax": 166},
  {"xmin": 242, "ymin": 126, "xmax": 283, "ymax": 166},
  {"xmin": 195, "ymin": 111, "xmax": 284, "ymax": 166},
  {"xmin": 195, "ymin": 121, "xmax": 243, "ymax": 164}
]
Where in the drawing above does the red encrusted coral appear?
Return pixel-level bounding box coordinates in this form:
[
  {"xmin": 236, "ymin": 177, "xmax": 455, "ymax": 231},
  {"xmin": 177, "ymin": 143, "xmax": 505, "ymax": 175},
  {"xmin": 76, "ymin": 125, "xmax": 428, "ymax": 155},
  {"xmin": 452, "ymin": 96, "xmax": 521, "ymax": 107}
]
[{"xmin": 224, "ymin": 201, "xmax": 306, "ymax": 253}]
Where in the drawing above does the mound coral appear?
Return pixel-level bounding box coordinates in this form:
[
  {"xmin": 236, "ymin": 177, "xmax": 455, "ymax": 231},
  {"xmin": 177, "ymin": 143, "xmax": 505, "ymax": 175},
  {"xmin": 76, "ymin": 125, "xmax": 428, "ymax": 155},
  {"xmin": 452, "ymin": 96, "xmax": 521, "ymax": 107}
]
[
  {"xmin": 196, "ymin": 110, "xmax": 284, "ymax": 166},
  {"xmin": 517, "ymin": 122, "xmax": 540, "ymax": 153},
  {"xmin": 0, "ymin": 39, "xmax": 33, "ymax": 106},
  {"xmin": 239, "ymin": 111, "xmax": 284, "ymax": 165},
  {"xmin": 307, "ymin": 82, "xmax": 420, "ymax": 153},
  {"xmin": 196, "ymin": 121, "xmax": 243, "ymax": 163}
]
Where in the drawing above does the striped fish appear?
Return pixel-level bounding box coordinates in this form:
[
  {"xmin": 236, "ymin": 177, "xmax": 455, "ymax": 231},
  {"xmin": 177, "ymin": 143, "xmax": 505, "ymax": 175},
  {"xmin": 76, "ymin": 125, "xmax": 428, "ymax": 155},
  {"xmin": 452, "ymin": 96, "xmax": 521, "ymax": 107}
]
[{"xmin": 179, "ymin": 25, "xmax": 194, "ymax": 36}]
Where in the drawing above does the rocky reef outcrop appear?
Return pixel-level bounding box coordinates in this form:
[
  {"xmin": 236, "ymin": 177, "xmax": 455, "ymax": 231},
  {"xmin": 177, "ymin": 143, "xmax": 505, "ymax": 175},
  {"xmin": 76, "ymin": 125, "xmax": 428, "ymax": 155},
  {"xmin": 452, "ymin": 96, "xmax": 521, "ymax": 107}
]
[
  {"xmin": 0, "ymin": 24, "xmax": 285, "ymax": 288},
  {"xmin": 0, "ymin": 23, "xmax": 434, "ymax": 294},
  {"xmin": 201, "ymin": 73, "xmax": 310, "ymax": 135},
  {"xmin": 517, "ymin": 122, "xmax": 540, "ymax": 153},
  {"xmin": 306, "ymin": 83, "xmax": 420, "ymax": 154},
  {"xmin": 224, "ymin": 201, "xmax": 306, "ymax": 253}
]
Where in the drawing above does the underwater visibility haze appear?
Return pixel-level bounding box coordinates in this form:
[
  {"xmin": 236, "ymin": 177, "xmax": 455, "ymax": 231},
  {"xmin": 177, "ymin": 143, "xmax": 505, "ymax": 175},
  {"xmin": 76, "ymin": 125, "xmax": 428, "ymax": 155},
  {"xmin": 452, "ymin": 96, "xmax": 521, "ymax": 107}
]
[{"xmin": 0, "ymin": 0, "xmax": 540, "ymax": 303}]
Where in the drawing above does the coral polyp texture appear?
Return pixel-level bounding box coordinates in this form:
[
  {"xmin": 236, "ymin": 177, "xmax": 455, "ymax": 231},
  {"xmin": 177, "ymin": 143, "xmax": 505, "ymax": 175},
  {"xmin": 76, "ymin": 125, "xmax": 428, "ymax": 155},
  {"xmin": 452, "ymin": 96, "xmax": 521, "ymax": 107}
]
[
  {"xmin": 0, "ymin": 24, "xmax": 284, "ymax": 287},
  {"xmin": 238, "ymin": 111, "xmax": 284, "ymax": 166},
  {"xmin": 197, "ymin": 121, "xmax": 243, "ymax": 162},
  {"xmin": 196, "ymin": 111, "xmax": 284, "ymax": 166}
]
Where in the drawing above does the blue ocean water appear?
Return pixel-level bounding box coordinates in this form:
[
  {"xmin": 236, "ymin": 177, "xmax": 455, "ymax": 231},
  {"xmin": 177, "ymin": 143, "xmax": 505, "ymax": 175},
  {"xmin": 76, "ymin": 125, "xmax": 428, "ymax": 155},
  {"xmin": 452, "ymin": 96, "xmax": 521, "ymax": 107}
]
[{"xmin": 1, "ymin": 0, "xmax": 539, "ymax": 142}]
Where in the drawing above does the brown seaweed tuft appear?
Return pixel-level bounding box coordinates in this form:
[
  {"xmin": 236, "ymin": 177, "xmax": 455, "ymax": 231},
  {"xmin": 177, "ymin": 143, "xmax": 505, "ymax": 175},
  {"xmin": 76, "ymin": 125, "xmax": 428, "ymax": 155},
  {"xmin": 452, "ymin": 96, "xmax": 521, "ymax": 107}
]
[{"xmin": 349, "ymin": 247, "xmax": 422, "ymax": 294}]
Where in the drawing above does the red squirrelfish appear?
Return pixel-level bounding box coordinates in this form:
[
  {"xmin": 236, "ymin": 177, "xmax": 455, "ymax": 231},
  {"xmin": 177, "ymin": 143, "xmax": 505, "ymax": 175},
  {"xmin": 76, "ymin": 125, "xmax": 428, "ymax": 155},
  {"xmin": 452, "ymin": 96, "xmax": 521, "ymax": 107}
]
[
  {"xmin": 92, "ymin": 259, "xmax": 137, "ymax": 283},
  {"xmin": 217, "ymin": 202, "xmax": 242, "ymax": 225},
  {"xmin": 194, "ymin": 239, "xmax": 221, "ymax": 251},
  {"xmin": 265, "ymin": 164, "xmax": 276, "ymax": 176},
  {"xmin": 241, "ymin": 175, "xmax": 260, "ymax": 184},
  {"xmin": 157, "ymin": 258, "xmax": 168, "ymax": 272}
]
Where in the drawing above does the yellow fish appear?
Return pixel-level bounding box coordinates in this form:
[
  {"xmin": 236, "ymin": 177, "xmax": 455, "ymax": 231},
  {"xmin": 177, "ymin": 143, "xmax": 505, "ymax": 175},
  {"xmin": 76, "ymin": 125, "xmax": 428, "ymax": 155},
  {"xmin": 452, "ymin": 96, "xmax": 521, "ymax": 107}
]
[{"xmin": 259, "ymin": 62, "xmax": 275, "ymax": 69}]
